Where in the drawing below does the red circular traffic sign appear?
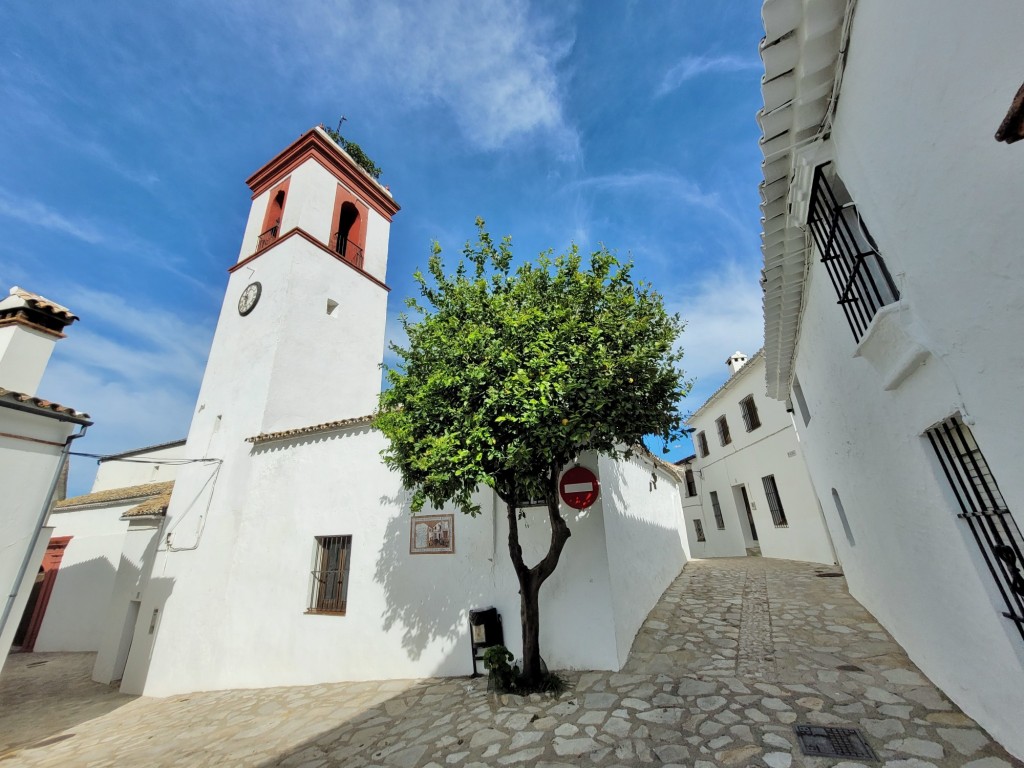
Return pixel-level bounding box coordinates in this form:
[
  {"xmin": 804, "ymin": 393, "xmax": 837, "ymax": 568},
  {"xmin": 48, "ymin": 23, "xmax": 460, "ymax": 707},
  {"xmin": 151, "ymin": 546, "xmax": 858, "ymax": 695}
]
[{"xmin": 559, "ymin": 466, "xmax": 600, "ymax": 510}]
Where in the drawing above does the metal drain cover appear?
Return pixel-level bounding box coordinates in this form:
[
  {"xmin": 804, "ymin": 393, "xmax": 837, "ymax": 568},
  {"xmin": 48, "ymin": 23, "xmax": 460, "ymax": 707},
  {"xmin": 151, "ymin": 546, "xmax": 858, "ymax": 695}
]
[{"xmin": 794, "ymin": 724, "xmax": 877, "ymax": 761}]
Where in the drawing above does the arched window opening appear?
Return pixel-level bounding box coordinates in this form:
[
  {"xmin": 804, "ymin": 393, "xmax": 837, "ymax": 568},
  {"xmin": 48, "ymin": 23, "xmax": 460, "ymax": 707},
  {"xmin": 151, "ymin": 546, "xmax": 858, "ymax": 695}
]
[
  {"xmin": 257, "ymin": 180, "xmax": 289, "ymax": 252},
  {"xmin": 334, "ymin": 202, "xmax": 363, "ymax": 268}
]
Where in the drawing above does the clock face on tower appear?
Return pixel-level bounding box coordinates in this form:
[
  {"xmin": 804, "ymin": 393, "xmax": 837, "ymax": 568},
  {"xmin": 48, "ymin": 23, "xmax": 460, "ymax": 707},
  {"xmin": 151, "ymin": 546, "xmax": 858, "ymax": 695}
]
[{"xmin": 238, "ymin": 281, "xmax": 262, "ymax": 316}]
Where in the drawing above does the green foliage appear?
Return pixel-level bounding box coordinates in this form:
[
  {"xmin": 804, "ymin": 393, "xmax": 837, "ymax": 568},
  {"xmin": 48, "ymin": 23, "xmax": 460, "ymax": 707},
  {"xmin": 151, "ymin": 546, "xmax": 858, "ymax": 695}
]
[
  {"xmin": 375, "ymin": 219, "xmax": 690, "ymax": 515},
  {"xmin": 482, "ymin": 645, "xmax": 516, "ymax": 692},
  {"xmin": 482, "ymin": 645, "xmax": 566, "ymax": 695},
  {"xmin": 323, "ymin": 127, "xmax": 383, "ymax": 179}
]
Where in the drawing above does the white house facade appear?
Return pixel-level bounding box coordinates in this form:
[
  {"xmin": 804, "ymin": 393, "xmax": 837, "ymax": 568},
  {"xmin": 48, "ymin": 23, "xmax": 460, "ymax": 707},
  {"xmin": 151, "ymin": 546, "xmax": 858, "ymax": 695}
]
[
  {"xmin": 30, "ymin": 441, "xmax": 185, "ymax": 663},
  {"xmin": 90, "ymin": 128, "xmax": 692, "ymax": 697},
  {"xmin": 759, "ymin": 0, "xmax": 1024, "ymax": 757},
  {"xmin": 0, "ymin": 288, "xmax": 90, "ymax": 669},
  {"xmin": 686, "ymin": 350, "xmax": 834, "ymax": 565}
]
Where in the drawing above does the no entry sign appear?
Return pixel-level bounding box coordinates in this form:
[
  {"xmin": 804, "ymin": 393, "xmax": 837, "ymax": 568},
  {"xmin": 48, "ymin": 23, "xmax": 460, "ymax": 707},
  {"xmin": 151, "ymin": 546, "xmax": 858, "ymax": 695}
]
[{"xmin": 559, "ymin": 466, "xmax": 600, "ymax": 510}]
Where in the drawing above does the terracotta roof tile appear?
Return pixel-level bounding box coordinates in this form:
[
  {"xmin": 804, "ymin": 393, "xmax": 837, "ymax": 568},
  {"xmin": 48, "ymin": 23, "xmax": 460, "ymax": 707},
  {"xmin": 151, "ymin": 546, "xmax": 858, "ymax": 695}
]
[
  {"xmin": 123, "ymin": 487, "xmax": 174, "ymax": 518},
  {"xmin": 55, "ymin": 480, "xmax": 174, "ymax": 510},
  {"xmin": 247, "ymin": 414, "xmax": 375, "ymax": 445},
  {"xmin": 0, "ymin": 387, "xmax": 91, "ymax": 422},
  {"xmin": 2, "ymin": 286, "xmax": 78, "ymax": 322}
]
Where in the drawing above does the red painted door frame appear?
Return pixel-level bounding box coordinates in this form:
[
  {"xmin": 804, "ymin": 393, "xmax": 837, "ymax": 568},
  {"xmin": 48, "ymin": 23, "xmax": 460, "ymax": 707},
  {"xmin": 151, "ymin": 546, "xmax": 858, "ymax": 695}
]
[{"xmin": 20, "ymin": 535, "xmax": 72, "ymax": 652}]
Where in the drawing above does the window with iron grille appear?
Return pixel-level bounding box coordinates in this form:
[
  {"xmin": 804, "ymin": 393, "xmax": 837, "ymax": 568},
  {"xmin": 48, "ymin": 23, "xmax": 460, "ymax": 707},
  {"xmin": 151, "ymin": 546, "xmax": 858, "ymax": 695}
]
[
  {"xmin": 807, "ymin": 163, "xmax": 900, "ymax": 342},
  {"xmin": 926, "ymin": 415, "xmax": 1024, "ymax": 644},
  {"xmin": 716, "ymin": 416, "xmax": 732, "ymax": 446},
  {"xmin": 693, "ymin": 518, "xmax": 706, "ymax": 542},
  {"xmin": 697, "ymin": 431, "xmax": 709, "ymax": 457},
  {"xmin": 710, "ymin": 491, "xmax": 725, "ymax": 530},
  {"xmin": 309, "ymin": 535, "xmax": 352, "ymax": 615},
  {"xmin": 685, "ymin": 469, "xmax": 697, "ymax": 497},
  {"xmin": 761, "ymin": 475, "xmax": 789, "ymax": 528},
  {"xmin": 740, "ymin": 395, "xmax": 761, "ymax": 432}
]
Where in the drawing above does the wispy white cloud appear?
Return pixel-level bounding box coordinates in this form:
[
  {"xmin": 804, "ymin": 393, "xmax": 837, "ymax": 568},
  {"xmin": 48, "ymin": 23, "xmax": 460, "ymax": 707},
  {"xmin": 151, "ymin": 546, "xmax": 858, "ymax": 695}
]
[
  {"xmin": 668, "ymin": 260, "xmax": 764, "ymax": 408},
  {"xmin": 569, "ymin": 171, "xmax": 747, "ymax": 233},
  {"xmin": 40, "ymin": 287, "xmax": 216, "ymax": 495},
  {"xmin": 657, "ymin": 54, "xmax": 761, "ymax": 96},
  {"xmin": 258, "ymin": 0, "xmax": 578, "ymax": 153},
  {"xmin": 0, "ymin": 188, "xmax": 105, "ymax": 244}
]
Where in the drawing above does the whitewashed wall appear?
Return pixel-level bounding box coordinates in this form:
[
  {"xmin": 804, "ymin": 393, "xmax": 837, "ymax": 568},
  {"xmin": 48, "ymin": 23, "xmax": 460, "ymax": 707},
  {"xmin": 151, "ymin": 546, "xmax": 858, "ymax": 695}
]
[
  {"xmin": 34, "ymin": 502, "xmax": 135, "ymax": 651},
  {"xmin": 137, "ymin": 431, "xmax": 658, "ymax": 695},
  {"xmin": 688, "ymin": 355, "xmax": 834, "ymax": 564},
  {"xmin": 91, "ymin": 443, "xmax": 186, "ymax": 492},
  {"xmin": 0, "ymin": 409, "xmax": 72, "ymax": 664},
  {"xmin": 0, "ymin": 325, "xmax": 57, "ymax": 395},
  {"xmin": 784, "ymin": 0, "xmax": 1024, "ymax": 757},
  {"xmin": 598, "ymin": 453, "xmax": 688, "ymax": 667},
  {"xmin": 92, "ymin": 518, "xmax": 162, "ymax": 685}
]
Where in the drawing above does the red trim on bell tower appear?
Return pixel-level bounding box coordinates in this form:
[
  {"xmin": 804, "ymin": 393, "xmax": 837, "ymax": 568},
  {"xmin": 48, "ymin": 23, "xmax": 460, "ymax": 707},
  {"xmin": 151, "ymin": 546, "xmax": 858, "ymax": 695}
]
[{"xmin": 246, "ymin": 127, "xmax": 400, "ymax": 221}]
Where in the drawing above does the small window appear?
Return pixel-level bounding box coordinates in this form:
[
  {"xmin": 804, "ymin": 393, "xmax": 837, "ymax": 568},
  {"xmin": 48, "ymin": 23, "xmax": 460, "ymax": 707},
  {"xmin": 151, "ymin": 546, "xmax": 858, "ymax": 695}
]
[
  {"xmin": 309, "ymin": 535, "xmax": 352, "ymax": 615},
  {"xmin": 792, "ymin": 377, "xmax": 811, "ymax": 427},
  {"xmin": 710, "ymin": 491, "xmax": 725, "ymax": 530},
  {"xmin": 716, "ymin": 416, "xmax": 731, "ymax": 446},
  {"xmin": 684, "ymin": 468, "xmax": 697, "ymax": 497},
  {"xmin": 697, "ymin": 431, "xmax": 710, "ymax": 457},
  {"xmin": 693, "ymin": 518, "xmax": 706, "ymax": 543},
  {"xmin": 762, "ymin": 475, "xmax": 788, "ymax": 528},
  {"xmin": 740, "ymin": 395, "xmax": 761, "ymax": 432}
]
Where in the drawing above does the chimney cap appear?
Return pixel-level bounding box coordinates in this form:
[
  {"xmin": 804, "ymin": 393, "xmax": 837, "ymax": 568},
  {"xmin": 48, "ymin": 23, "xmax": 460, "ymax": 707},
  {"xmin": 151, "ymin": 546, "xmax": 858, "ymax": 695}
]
[{"xmin": 0, "ymin": 286, "xmax": 78, "ymax": 324}]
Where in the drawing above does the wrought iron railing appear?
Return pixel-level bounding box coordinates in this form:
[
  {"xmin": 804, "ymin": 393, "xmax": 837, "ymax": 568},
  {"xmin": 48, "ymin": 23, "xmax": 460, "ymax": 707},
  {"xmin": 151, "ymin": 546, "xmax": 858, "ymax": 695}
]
[
  {"xmin": 807, "ymin": 164, "xmax": 900, "ymax": 342},
  {"xmin": 256, "ymin": 224, "xmax": 280, "ymax": 251},
  {"xmin": 927, "ymin": 415, "xmax": 1024, "ymax": 643},
  {"xmin": 333, "ymin": 232, "xmax": 365, "ymax": 269}
]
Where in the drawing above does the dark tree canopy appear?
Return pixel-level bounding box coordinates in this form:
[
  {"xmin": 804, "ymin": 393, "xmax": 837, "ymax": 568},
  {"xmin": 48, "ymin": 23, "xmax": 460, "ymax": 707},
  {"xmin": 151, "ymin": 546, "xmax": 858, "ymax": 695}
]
[
  {"xmin": 377, "ymin": 220, "xmax": 689, "ymax": 513},
  {"xmin": 375, "ymin": 220, "xmax": 689, "ymax": 687}
]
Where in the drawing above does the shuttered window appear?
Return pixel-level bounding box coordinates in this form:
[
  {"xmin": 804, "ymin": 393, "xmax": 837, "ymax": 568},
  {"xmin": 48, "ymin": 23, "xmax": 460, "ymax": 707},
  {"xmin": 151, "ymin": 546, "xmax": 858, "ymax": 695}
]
[{"xmin": 710, "ymin": 491, "xmax": 725, "ymax": 530}]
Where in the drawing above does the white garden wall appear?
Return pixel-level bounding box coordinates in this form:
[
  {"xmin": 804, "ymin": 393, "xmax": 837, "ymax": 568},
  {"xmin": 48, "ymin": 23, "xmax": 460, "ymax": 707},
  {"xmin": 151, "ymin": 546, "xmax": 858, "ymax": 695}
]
[{"xmin": 598, "ymin": 453, "xmax": 688, "ymax": 666}]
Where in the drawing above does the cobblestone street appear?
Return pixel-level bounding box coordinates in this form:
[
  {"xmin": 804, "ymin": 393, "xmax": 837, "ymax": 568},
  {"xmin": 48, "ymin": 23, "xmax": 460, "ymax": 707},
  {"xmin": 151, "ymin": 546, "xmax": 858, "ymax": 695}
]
[{"xmin": 1, "ymin": 558, "xmax": 1020, "ymax": 767}]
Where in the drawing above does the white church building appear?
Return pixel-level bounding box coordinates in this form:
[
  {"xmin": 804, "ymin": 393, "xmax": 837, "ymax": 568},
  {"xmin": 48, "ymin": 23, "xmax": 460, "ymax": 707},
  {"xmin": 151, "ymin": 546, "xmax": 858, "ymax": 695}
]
[
  {"xmin": 52, "ymin": 127, "xmax": 692, "ymax": 697},
  {"xmin": 758, "ymin": 0, "xmax": 1024, "ymax": 757},
  {"xmin": 684, "ymin": 349, "xmax": 835, "ymax": 565}
]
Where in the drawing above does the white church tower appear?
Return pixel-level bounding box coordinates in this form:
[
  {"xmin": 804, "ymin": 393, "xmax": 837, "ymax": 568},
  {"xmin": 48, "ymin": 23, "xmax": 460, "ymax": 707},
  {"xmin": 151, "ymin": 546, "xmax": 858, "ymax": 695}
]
[{"xmin": 122, "ymin": 128, "xmax": 400, "ymax": 694}]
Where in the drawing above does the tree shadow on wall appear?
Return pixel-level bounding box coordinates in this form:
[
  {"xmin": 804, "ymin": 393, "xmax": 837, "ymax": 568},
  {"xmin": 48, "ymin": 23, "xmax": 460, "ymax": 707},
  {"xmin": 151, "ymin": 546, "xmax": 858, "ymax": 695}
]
[{"xmin": 373, "ymin": 492, "xmax": 493, "ymax": 672}]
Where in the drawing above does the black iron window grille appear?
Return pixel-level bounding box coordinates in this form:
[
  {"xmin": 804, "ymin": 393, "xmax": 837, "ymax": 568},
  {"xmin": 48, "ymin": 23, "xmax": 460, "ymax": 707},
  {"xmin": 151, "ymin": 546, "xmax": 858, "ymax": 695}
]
[
  {"xmin": 710, "ymin": 491, "xmax": 725, "ymax": 530},
  {"xmin": 807, "ymin": 163, "xmax": 900, "ymax": 342},
  {"xmin": 333, "ymin": 231, "xmax": 365, "ymax": 269},
  {"xmin": 716, "ymin": 416, "xmax": 732, "ymax": 446},
  {"xmin": 926, "ymin": 415, "xmax": 1024, "ymax": 643},
  {"xmin": 740, "ymin": 395, "xmax": 761, "ymax": 432},
  {"xmin": 693, "ymin": 518, "xmax": 706, "ymax": 542},
  {"xmin": 309, "ymin": 535, "xmax": 352, "ymax": 615},
  {"xmin": 762, "ymin": 475, "xmax": 789, "ymax": 528},
  {"xmin": 685, "ymin": 469, "xmax": 697, "ymax": 497},
  {"xmin": 697, "ymin": 431, "xmax": 710, "ymax": 457}
]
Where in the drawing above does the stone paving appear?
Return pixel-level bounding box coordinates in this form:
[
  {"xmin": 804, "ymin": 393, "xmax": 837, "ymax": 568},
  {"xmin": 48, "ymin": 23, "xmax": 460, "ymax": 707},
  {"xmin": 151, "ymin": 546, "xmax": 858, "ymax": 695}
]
[{"xmin": 1, "ymin": 558, "xmax": 1021, "ymax": 767}]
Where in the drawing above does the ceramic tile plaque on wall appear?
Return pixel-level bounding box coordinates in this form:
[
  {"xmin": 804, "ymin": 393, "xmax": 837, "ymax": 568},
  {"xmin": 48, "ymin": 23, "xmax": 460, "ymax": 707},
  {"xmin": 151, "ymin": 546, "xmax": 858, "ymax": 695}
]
[{"xmin": 409, "ymin": 514, "xmax": 455, "ymax": 555}]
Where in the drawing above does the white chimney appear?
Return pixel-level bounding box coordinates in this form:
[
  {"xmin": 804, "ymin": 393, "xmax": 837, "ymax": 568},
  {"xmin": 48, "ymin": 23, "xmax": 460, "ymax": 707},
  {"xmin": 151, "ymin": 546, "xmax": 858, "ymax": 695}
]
[
  {"xmin": 0, "ymin": 287, "xmax": 78, "ymax": 395},
  {"xmin": 726, "ymin": 350, "xmax": 748, "ymax": 375}
]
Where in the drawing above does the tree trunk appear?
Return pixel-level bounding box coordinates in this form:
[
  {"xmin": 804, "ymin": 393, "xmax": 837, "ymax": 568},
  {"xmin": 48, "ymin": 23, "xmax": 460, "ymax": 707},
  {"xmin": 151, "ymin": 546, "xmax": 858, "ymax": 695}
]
[{"xmin": 504, "ymin": 462, "xmax": 572, "ymax": 688}]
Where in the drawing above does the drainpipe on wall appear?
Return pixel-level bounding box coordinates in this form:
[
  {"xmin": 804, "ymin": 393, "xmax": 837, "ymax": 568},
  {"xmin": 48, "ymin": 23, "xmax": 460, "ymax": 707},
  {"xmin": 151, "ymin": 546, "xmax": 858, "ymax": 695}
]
[{"xmin": 0, "ymin": 421, "xmax": 89, "ymax": 642}]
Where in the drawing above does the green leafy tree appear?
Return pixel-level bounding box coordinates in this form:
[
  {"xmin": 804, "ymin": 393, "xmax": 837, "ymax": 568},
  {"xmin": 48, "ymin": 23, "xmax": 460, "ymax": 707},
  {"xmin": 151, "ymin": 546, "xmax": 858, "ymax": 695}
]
[{"xmin": 375, "ymin": 220, "xmax": 688, "ymax": 687}]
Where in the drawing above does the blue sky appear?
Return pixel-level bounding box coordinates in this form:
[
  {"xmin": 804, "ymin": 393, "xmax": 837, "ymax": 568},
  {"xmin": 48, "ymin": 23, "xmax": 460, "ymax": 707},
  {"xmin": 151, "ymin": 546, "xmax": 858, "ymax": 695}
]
[{"xmin": 2, "ymin": 2, "xmax": 766, "ymax": 495}]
